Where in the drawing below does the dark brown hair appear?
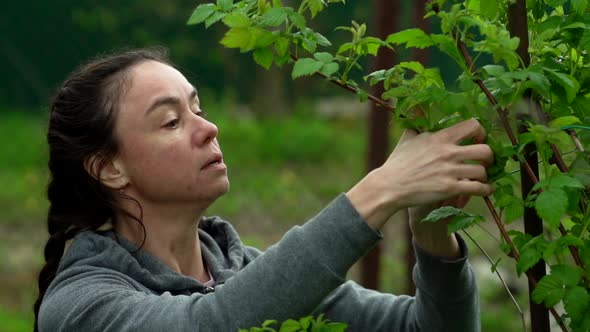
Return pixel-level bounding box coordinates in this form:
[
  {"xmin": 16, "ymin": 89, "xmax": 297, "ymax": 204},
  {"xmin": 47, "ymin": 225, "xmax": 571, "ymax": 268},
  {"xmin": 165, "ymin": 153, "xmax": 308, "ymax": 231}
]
[{"xmin": 34, "ymin": 48, "xmax": 170, "ymax": 331}]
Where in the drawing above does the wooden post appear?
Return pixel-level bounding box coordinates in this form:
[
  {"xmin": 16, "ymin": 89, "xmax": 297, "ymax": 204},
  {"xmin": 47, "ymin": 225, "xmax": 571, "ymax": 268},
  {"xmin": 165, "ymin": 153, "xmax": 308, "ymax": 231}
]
[
  {"xmin": 509, "ymin": 1, "xmax": 550, "ymax": 331},
  {"xmin": 360, "ymin": 0, "xmax": 399, "ymax": 290}
]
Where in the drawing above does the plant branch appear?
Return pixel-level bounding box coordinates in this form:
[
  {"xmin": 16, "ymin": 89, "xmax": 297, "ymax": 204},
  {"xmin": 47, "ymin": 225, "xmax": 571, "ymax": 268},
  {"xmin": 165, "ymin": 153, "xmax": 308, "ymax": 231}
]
[
  {"xmin": 289, "ymin": 53, "xmax": 396, "ymax": 114},
  {"xmin": 462, "ymin": 229, "xmax": 526, "ymax": 332},
  {"xmin": 483, "ymin": 197, "xmax": 568, "ymax": 331}
]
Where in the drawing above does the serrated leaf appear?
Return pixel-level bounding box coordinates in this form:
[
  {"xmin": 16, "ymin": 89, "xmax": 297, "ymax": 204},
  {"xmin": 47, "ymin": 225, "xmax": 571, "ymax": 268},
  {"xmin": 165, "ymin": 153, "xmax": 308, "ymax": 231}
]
[
  {"xmin": 549, "ymin": 115, "xmax": 581, "ymax": 128},
  {"xmin": 222, "ymin": 11, "xmax": 251, "ymax": 28},
  {"xmin": 313, "ymin": 52, "xmax": 333, "ymax": 63},
  {"xmin": 422, "ymin": 206, "xmax": 465, "ymax": 223},
  {"xmin": 517, "ymin": 245, "xmax": 543, "ymax": 276},
  {"xmin": 260, "ymin": 7, "xmax": 287, "ymax": 27},
  {"xmin": 570, "ymin": 152, "xmax": 590, "ymax": 187},
  {"xmin": 571, "ymin": 0, "xmax": 588, "ymax": 14},
  {"xmin": 187, "ymin": 3, "xmax": 217, "ymax": 25},
  {"xmin": 505, "ymin": 199, "xmax": 524, "ymax": 223},
  {"xmin": 552, "ymin": 264, "xmax": 584, "ymax": 287},
  {"xmin": 319, "ymin": 62, "xmax": 339, "ymax": 76},
  {"xmin": 535, "ymin": 189, "xmax": 568, "ymax": 228},
  {"xmin": 218, "ymin": 0, "xmax": 233, "ymax": 11},
  {"xmin": 545, "ymin": 69, "xmax": 580, "ymax": 103},
  {"xmin": 278, "ymin": 319, "xmax": 300, "ymax": 332},
  {"xmin": 205, "ymin": 11, "xmax": 226, "ymax": 28},
  {"xmin": 315, "ymin": 32, "xmax": 332, "ymax": 46},
  {"xmin": 398, "ymin": 61, "xmax": 424, "ymax": 74},
  {"xmin": 386, "ymin": 28, "xmax": 434, "ymax": 49},
  {"xmin": 447, "ymin": 214, "xmax": 483, "ymax": 234},
  {"xmin": 309, "ymin": 0, "xmax": 325, "ymax": 18},
  {"xmin": 292, "ymin": 58, "xmax": 323, "ymax": 79},
  {"xmin": 565, "ymin": 287, "xmax": 590, "ymax": 324},
  {"xmin": 483, "ymin": 64, "xmax": 505, "ymax": 77},
  {"xmin": 549, "ymin": 174, "xmax": 584, "ymax": 190},
  {"xmin": 253, "ymin": 48, "xmax": 273, "ymax": 69},
  {"xmin": 532, "ymin": 274, "xmax": 565, "ymax": 306},
  {"xmin": 220, "ymin": 27, "xmax": 252, "ymax": 49},
  {"xmin": 274, "ymin": 37, "xmax": 289, "ymax": 56},
  {"xmin": 287, "ymin": 11, "xmax": 306, "ymax": 29}
]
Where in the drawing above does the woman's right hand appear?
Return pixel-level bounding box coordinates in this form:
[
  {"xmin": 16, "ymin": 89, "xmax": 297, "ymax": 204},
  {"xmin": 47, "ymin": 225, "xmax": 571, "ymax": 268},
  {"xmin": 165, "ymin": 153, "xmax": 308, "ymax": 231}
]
[{"xmin": 346, "ymin": 118, "xmax": 495, "ymax": 230}]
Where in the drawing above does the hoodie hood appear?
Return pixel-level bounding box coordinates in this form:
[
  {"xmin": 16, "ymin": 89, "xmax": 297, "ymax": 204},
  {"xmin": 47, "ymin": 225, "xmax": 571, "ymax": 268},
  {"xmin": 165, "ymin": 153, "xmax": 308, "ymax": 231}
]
[{"xmin": 57, "ymin": 216, "xmax": 258, "ymax": 294}]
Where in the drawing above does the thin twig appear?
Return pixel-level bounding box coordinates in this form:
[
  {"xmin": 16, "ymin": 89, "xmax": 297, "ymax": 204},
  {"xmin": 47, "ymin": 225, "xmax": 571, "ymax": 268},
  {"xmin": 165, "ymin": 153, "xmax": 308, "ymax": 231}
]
[
  {"xmin": 289, "ymin": 53, "xmax": 397, "ymax": 114},
  {"xmin": 462, "ymin": 229, "xmax": 526, "ymax": 332}
]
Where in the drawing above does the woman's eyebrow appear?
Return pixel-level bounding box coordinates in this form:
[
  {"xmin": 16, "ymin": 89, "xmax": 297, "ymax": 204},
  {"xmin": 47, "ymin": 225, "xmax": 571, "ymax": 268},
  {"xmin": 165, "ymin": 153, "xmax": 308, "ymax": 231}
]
[{"xmin": 144, "ymin": 87, "xmax": 199, "ymax": 116}]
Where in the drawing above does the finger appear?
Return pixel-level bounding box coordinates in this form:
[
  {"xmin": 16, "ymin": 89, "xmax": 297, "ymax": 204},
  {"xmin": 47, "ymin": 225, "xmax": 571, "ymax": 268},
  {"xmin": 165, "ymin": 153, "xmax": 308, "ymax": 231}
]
[
  {"xmin": 453, "ymin": 164, "xmax": 488, "ymax": 182},
  {"xmin": 454, "ymin": 144, "xmax": 494, "ymax": 166},
  {"xmin": 436, "ymin": 118, "xmax": 486, "ymax": 144},
  {"xmin": 454, "ymin": 180, "xmax": 495, "ymax": 197}
]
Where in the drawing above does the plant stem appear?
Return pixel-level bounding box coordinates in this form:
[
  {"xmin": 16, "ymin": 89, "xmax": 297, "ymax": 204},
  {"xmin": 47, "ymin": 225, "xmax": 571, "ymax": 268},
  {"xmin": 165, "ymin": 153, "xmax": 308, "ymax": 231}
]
[
  {"xmin": 462, "ymin": 229, "xmax": 526, "ymax": 332},
  {"xmin": 289, "ymin": 53, "xmax": 396, "ymax": 113}
]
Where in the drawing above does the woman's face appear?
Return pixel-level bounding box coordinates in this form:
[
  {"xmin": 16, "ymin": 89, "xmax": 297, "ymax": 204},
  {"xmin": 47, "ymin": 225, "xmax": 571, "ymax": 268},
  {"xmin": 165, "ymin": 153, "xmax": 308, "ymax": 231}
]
[{"xmin": 114, "ymin": 60, "xmax": 229, "ymax": 207}]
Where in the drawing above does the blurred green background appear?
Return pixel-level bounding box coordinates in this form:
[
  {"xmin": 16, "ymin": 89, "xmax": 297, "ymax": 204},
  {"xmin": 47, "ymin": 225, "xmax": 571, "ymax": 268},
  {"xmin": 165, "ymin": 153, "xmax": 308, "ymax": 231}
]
[{"xmin": 0, "ymin": 1, "xmax": 536, "ymax": 331}]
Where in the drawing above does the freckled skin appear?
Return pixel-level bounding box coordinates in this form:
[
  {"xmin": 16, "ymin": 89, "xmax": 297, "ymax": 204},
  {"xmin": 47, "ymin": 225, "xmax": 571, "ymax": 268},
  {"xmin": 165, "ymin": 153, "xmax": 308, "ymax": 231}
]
[{"xmin": 114, "ymin": 60, "xmax": 229, "ymax": 210}]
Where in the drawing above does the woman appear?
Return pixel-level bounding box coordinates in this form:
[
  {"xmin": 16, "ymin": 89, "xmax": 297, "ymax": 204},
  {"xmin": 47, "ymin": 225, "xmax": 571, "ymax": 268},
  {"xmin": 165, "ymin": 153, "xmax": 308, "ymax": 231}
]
[{"xmin": 35, "ymin": 48, "xmax": 494, "ymax": 331}]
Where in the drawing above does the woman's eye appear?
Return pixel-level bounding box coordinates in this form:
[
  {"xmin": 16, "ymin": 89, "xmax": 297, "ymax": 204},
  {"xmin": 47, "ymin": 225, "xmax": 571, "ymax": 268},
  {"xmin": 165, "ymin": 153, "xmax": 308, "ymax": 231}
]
[{"xmin": 164, "ymin": 118, "xmax": 180, "ymax": 128}]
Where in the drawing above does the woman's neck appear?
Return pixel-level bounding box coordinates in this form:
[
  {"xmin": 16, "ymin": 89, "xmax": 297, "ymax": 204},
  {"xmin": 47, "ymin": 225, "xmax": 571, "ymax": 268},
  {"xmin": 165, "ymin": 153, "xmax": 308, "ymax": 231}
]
[{"xmin": 114, "ymin": 201, "xmax": 210, "ymax": 284}]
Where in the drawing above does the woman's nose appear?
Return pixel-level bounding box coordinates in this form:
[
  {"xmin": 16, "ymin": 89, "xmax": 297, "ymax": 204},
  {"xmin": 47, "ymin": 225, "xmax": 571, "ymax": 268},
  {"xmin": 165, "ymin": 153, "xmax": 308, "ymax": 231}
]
[{"xmin": 191, "ymin": 113, "xmax": 218, "ymax": 146}]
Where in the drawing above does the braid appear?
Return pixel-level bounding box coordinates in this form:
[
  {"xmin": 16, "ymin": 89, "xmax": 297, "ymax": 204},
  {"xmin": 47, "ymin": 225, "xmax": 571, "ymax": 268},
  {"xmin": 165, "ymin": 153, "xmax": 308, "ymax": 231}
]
[{"xmin": 33, "ymin": 47, "xmax": 169, "ymax": 331}]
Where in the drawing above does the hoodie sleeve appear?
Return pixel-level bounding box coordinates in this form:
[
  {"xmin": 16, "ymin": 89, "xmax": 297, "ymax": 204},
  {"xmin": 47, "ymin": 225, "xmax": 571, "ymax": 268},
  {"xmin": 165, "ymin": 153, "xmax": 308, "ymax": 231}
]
[
  {"xmin": 39, "ymin": 193, "xmax": 479, "ymax": 332},
  {"xmin": 313, "ymin": 234, "xmax": 480, "ymax": 332},
  {"xmin": 40, "ymin": 193, "xmax": 381, "ymax": 332}
]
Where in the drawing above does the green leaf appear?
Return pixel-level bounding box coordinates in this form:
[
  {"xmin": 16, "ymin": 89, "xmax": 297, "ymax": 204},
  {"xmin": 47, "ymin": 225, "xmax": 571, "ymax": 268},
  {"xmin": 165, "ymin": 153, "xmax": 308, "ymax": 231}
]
[
  {"xmin": 544, "ymin": 68, "xmax": 580, "ymax": 103},
  {"xmin": 218, "ymin": 0, "xmax": 233, "ymax": 11},
  {"xmin": 187, "ymin": 3, "xmax": 216, "ymax": 25},
  {"xmin": 274, "ymin": 37, "xmax": 289, "ymax": 56},
  {"xmin": 386, "ymin": 28, "xmax": 434, "ymax": 49},
  {"xmin": 564, "ymin": 287, "xmax": 590, "ymax": 324},
  {"xmin": 253, "ymin": 48, "xmax": 274, "ymax": 69},
  {"xmin": 205, "ymin": 11, "xmax": 226, "ymax": 28},
  {"xmin": 550, "ymin": 115, "xmax": 581, "ymax": 128},
  {"xmin": 532, "ymin": 274, "xmax": 566, "ymax": 306},
  {"xmin": 313, "ymin": 52, "xmax": 333, "ymax": 63},
  {"xmin": 535, "ymin": 189, "xmax": 568, "ymax": 228},
  {"xmin": 220, "ymin": 27, "xmax": 252, "ymax": 49},
  {"xmin": 571, "ymin": 0, "xmax": 588, "ymax": 14},
  {"xmin": 517, "ymin": 244, "xmax": 543, "ymax": 275},
  {"xmin": 319, "ymin": 62, "xmax": 339, "ymax": 76},
  {"xmin": 309, "ymin": 0, "xmax": 325, "ymax": 18},
  {"xmin": 278, "ymin": 319, "xmax": 300, "ymax": 332},
  {"xmin": 292, "ymin": 58, "xmax": 324, "ymax": 79},
  {"xmin": 482, "ymin": 64, "xmax": 506, "ymax": 77},
  {"xmin": 287, "ymin": 10, "xmax": 306, "ymax": 29},
  {"xmin": 260, "ymin": 7, "xmax": 287, "ymax": 27},
  {"xmin": 314, "ymin": 32, "xmax": 332, "ymax": 47},
  {"xmin": 422, "ymin": 206, "xmax": 465, "ymax": 223},
  {"xmin": 222, "ymin": 11, "xmax": 251, "ymax": 28},
  {"xmin": 398, "ymin": 61, "xmax": 425, "ymax": 74},
  {"xmin": 570, "ymin": 152, "xmax": 590, "ymax": 188},
  {"xmin": 447, "ymin": 214, "xmax": 484, "ymax": 234},
  {"xmin": 551, "ymin": 264, "xmax": 584, "ymax": 287}
]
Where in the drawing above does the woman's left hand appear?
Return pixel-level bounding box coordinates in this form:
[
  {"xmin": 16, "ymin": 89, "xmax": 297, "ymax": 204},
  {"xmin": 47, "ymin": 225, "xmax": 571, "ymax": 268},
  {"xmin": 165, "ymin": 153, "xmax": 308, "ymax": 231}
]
[{"xmin": 394, "ymin": 128, "xmax": 483, "ymax": 259}]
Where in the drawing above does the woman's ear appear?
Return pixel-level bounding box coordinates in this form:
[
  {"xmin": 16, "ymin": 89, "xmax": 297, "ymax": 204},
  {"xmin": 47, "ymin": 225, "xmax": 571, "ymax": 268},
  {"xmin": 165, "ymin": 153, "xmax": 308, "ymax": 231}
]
[{"xmin": 84, "ymin": 154, "xmax": 129, "ymax": 190}]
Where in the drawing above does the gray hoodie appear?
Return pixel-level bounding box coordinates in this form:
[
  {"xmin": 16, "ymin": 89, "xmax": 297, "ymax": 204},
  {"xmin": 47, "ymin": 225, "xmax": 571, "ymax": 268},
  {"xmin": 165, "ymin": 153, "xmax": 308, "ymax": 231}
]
[{"xmin": 39, "ymin": 194, "xmax": 480, "ymax": 331}]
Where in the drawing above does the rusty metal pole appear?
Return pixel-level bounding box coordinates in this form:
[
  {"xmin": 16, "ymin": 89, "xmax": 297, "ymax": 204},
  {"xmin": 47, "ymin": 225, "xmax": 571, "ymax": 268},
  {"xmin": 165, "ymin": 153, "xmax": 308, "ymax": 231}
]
[
  {"xmin": 508, "ymin": 1, "xmax": 550, "ymax": 331},
  {"xmin": 360, "ymin": 0, "xmax": 399, "ymax": 290}
]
